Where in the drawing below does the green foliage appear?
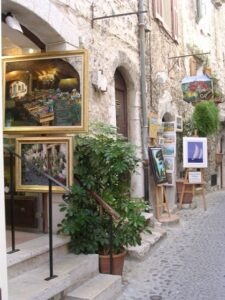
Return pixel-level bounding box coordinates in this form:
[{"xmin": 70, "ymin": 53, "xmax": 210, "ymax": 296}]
[
  {"xmin": 192, "ymin": 101, "xmax": 219, "ymax": 137},
  {"xmin": 74, "ymin": 122, "xmax": 139, "ymax": 197},
  {"xmin": 58, "ymin": 122, "xmax": 150, "ymax": 255}
]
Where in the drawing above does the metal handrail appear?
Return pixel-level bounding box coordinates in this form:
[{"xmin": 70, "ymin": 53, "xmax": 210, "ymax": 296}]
[
  {"xmin": 4, "ymin": 146, "xmax": 119, "ymax": 276},
  {"xmin": 4, "ymin": 146, "xmax": 70, "ymax": 280}
]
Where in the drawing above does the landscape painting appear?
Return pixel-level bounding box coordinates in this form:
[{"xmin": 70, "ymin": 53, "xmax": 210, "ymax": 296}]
[
  {"xmin": 163, "ymin": 122, "xmax": 175, "ymax": 132},
  {"xmin": 164, "ymin": 156, "xmax": 175, "ymax": 172},
  {"xmin": 15, "ymin": 136, "xmax": 73, "ymax": 192},
  {"xmin": 3, "ymin": 50, "xmax": 88, "ymax": 134},
  {"xmin": 162, "ymin": 144, "xmax": 176, "ymax": 156},
  {"xmin": 162, "ymin": 132, "xmax": 176, "ymax": 144}
]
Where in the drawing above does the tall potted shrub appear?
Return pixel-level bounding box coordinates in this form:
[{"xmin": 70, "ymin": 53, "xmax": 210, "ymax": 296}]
[
  {"xmin": 192, "ymin": 100, "xmax": 219, "ymax": 137},
  {"xmin": 58, "ymin": 123, "xmax": 150, "ymax": 275}
]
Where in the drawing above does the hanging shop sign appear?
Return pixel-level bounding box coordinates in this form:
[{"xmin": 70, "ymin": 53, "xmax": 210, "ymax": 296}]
[{"xmin": 181, "ymin": 75, "xmax": 213, "ymax": 103}]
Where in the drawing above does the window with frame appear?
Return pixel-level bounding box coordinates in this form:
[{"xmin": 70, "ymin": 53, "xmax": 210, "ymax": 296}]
[{"xmin": 152, "ymin": 0, "xmax": 178, "ymax": 41}]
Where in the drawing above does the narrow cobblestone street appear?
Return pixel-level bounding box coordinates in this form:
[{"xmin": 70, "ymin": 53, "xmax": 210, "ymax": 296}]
[{"xmin": 118, "ymin": 190, "xmax": 225, "ymax": 300}]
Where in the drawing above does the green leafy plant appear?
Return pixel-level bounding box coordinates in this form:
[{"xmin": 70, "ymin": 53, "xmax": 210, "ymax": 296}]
[
  {"xmin": 58, "ymin": 123, "xmax": 150, "ymax": 255},
  {"xmin": 192, "ymin": 100, "xmax": 219, "ymax": 137}
]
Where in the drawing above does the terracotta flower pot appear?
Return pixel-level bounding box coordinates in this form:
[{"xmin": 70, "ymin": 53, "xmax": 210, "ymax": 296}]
[{"xmin": 99, "ymin": 250, "xmax": 126, "ymax": 275}]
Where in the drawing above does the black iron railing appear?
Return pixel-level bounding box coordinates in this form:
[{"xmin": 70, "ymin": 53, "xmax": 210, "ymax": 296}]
[
  {"xmin": 4, "ymin": 146, "xmax": 70, "ymax": 280},
  {"xmin": 4, "ymin": 146, "xmax": 119, "ymax": 276}
]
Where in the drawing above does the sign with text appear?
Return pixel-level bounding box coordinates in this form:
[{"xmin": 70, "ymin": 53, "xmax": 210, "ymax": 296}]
[{"xmin": 188, "ymin": 171, "xmax": 202, "ymax": 184}]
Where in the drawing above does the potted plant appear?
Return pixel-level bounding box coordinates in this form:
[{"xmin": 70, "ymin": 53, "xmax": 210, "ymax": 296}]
[{"xmin": 58, "ymin": 123, "xmax": 150, "ymax": 275}]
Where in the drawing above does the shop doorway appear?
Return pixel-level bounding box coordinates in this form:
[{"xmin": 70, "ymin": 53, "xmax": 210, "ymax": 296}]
[{"xmin": 115, "ymin": 69, "xmax": 128, "ymax": 138}]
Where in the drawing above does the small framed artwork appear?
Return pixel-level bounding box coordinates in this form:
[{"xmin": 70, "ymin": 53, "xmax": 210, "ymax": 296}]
[
  {"xmin": 148, "ymin": 147, "xmax": 167, "ymax": 184},
  {"xmin": 162, "ymin": 144, "xmax": 176, "ymax": 156},
  {"xmin": 15, "ymin": 136, "xmax": 73, "ymax": 192},
  {"xmin": 163, "ymin": 122, "xmax": 175, "ymax": 132},
  {"xmin": 162, "ymin": 132, "xmax": 176, "ymax": 144},
  {"xmin": 175, "ymin": 115, "xmax": 183, "ymax": 132},
  {"xmin": 188, "ymin": 171, "xmax": 202, "ymax": 184},
  {"xmin": 183, "ymin": 137, "xmax": 208, "ymax": 168},
  {"xmin": 164, "ymin": 171, "xmax": 174, "ymax": 186},
  {"xmin": 3, "ymin": 50, "xmax": 88, "ymax": 134},
  {"xmin": 164, "ymin": 156, "xmax": 175, "ymax": 172}
]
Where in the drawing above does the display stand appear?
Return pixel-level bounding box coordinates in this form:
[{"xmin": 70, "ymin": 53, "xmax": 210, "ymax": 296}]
[
  {"xmin": 155, "ymin": 184, "xmax": 171, "ymax": 219},
  {"xmin": 178, "ymin": 168, "xmax": 207, "ymax": 211}
]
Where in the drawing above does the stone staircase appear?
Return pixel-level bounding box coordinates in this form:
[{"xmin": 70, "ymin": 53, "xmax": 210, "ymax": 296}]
[
  {"xmin": 7, "ymin": 234, "xmax": 122, "ymax": 300},
  {"xmin": 7, "ymin": 213, "xmax": 167, "ymax": 300}
]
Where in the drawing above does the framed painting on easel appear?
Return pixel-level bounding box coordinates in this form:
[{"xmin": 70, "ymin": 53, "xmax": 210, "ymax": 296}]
[
  {"xmin": 183, "ymin": 137, "xmax": 208, "ymax": 168},
  {"xmin": 148, "ymin": 147, "xmax": 167, "ymax": 184}
]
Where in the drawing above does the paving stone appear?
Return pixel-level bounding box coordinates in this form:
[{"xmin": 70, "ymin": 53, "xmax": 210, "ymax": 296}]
[{"xmin": 118, "ymin": 190, "xmax": 225, "ymax": 300}]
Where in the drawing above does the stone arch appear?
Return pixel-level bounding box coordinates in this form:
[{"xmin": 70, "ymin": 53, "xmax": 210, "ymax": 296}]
[
  {"xmin": 162, "ymin": 112, "xmax": 175, "ymax": 122},
  {"xmin": 111, "ymin": 51, "xmax": 140, "ymax": 142},
  {"xmin": 2, "ymin": 0, "xmax": 78, "ymax": 50}
]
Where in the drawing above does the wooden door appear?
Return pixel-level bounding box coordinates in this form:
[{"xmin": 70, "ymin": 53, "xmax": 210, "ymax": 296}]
[{"xmin": 115, "ymin": 70, "xmax": 128, "ymax": 137}]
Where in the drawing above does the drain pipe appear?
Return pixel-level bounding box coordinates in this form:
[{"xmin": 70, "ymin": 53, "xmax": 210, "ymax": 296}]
[{"xmin": 138, "ymin": 0, "xmax": 149, "ymax": 202}]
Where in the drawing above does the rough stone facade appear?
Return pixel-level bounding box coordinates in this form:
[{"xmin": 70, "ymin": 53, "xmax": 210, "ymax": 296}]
[
  {"xmin": 146, "ymin": 0, "xmax": 225, "ymax": 204},
  {"xmin": 2, "ymin": 0, "xmax": 225, "ymax": 221}
]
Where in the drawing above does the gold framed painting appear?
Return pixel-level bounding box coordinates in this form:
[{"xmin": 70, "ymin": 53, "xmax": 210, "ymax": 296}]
[
  {"xmin": 3, "ymin": 50, "xmax": 88, "ymax": 134},
  {"xmin": 15, "ymin": 136, "xmax": 73, "ymax": 193}
]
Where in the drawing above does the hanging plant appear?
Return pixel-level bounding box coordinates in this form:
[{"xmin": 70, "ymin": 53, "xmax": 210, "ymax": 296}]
[{"xmin": 192, "ymin": 100, "xmax": 219, "ymax": 137}]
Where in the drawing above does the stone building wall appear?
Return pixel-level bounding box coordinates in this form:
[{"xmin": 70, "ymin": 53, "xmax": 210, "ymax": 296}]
[
  {"xmin": 2, "ymin": 0, "xmax": 148, "ymax": 205},
  {"xmin": 182, "ymin": 0, "xmax": 225, "ymax": 191},
  {"xmin": 2, "ymin": 0, "xmax": 225, "ymax": 215},
  {"xmin": 145, "ymin": 0, "xmax": 225, "ymax": 207}
]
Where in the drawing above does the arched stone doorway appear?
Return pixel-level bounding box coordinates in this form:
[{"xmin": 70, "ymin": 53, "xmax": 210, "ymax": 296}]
[{"xmin": 115, "ymin": 69, "xmax": 128, "ymax": 138}]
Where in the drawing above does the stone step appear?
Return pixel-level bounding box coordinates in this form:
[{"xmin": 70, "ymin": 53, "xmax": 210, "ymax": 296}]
[
  {"xmin": 64, "ymin": 273, "xmax": 122, "ymax": 300},
  {"xmin": 126, "ymin": 226, "xmax": 167, "ymax": 260},
  {"xmin": 8, "ymin": 253, "xmax": 99, "ymax": 300},
  {"xmin": 7, "ymin": 234, "xmax": 70, "ymax": 279},
  {"xmin": 141, "ymin": 212, "xmax": 154, "ymax": 226}
]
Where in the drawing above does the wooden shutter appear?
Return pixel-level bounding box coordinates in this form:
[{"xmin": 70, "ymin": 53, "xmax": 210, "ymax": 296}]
[
  {"xmin": 152, "ymin": 0, "xmax": 163, "ymax": 22},
  {"xmin": 172, "ymin": 0, "xmax": 178, "ymax": 41}
]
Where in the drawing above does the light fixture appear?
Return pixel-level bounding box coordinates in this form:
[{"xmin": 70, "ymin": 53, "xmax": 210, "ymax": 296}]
[{"xmin": 5, "ymin": 13, "xmax": 23, "ymax": 33}]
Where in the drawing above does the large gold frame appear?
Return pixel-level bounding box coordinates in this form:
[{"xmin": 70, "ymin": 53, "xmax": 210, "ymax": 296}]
[
  {"xmin": 15, "ymin": 136, "xmax": 73, "ymax": 193},
  {"xmin": 3, "ymin": 50, "xmax": 88, "ymax": 134}
]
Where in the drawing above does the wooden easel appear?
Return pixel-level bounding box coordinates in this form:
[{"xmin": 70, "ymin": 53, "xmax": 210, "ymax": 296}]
[
  {"xmin": 178, "ymin": 169, "xmax": 207, "ymax": 211},
  {"xmin": 155, "ymin": 184, "xmax": 171, "ymax": 219}
]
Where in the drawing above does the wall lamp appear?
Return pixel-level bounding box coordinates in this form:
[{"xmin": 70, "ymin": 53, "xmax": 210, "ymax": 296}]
[{"xmin": 3, "ymin": 12, "xmax": 23, "ymax": 33}]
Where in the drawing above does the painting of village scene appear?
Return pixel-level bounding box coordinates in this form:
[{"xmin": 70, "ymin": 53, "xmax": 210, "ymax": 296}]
[
  {"xmin": 3, "ymin": 50, "xmax": 88, "ymax": 134},
  {"xmin": 15, "ymin": 137, "xmax": 73, "ymax": 192}
]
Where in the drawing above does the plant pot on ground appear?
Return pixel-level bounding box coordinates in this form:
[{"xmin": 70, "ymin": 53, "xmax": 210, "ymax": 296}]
[{"xmin": 58, "ymin": 123, "xmax": 150, "ymax": 275}]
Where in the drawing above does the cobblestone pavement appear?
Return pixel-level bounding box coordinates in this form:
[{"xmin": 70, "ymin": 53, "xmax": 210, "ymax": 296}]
[{"xmin": 118, "ymin": 190, "xmax": 225, "ymax": 300}]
